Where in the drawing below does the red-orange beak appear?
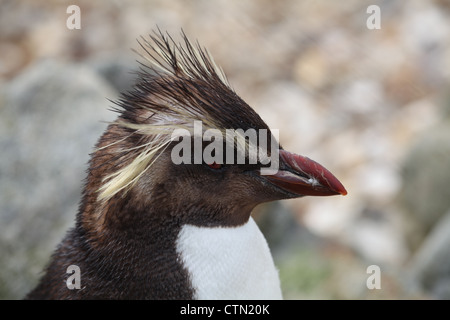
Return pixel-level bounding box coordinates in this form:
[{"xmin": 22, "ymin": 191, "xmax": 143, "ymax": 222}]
[{"xmin": 264, "ymin": 149, "xmax": 347, "ymax": 197}]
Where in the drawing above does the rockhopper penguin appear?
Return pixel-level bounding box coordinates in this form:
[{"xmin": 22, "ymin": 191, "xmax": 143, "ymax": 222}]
[{"xmin": 26, "ymin": 30, "xmax": 347, "ymax": 300}]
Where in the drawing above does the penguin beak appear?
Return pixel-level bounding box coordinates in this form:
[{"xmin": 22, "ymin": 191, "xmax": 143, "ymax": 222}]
[{"xmin": 263, "ymin": 149, "xmax": 347, "ymax": 197}]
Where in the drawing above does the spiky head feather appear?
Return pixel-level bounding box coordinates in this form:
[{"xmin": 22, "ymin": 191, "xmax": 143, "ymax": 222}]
[{"xmin": 97, "ymin": 29, "xmax": 271, "ymax": 202}]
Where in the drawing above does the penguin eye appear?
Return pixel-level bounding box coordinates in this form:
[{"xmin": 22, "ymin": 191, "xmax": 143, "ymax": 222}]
[{"xmin": 207, "ymin": 162, "xmax": 222, "ymax": 170}]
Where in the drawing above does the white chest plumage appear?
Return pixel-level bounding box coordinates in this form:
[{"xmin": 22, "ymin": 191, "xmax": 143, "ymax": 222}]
[{"xmin": 176, "ymin": 217, "xmax": 282, "ymax": 300}]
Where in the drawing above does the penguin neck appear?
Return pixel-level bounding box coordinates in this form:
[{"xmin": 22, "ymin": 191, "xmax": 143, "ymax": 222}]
[
  {"xmin": 71, "ymin": 165, "xmax": 259, "ymax": 299},
  {"xmin": 67, "ymin": 191, "xmax": 194, "ymax": 299}
]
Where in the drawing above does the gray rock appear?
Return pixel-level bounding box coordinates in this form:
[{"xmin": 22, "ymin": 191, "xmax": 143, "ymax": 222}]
[
  {"xmin": 255, "ymin": 201, "xmax": 322, "ymax": 261},
  {"xmin": 87, "ymin": 53, "xmax": 139, "ymax": 94},
  {"xmin": 0, "ymin": 59, "xmax": 117, "ymax": 299},
  {"xmin": 400, "ymin": 118, "xmax": 450, "ymax": 249},
  {"xmin": 399, "ymin": 95, "xmax": 450, "ymax": 298},
  {"xmin": 408, "ymin": 210, "xmax": 450, "ymax": 299}
]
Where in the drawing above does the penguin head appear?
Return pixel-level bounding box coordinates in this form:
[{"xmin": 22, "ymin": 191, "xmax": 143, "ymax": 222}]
[{"xmin": 85, "ymin": 29, "xmax": 346, "ymax": 231}]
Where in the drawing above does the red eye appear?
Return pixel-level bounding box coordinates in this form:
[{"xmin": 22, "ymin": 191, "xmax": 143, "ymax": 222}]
[{"xmin": 207, "ymin": 162, "xmax": 222, "ymax": 170}]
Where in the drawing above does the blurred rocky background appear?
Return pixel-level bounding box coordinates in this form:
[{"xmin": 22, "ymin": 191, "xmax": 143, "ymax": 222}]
[{"xmin": 1, "ymin": 0, "xmax": 450, "ymax": 299}]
